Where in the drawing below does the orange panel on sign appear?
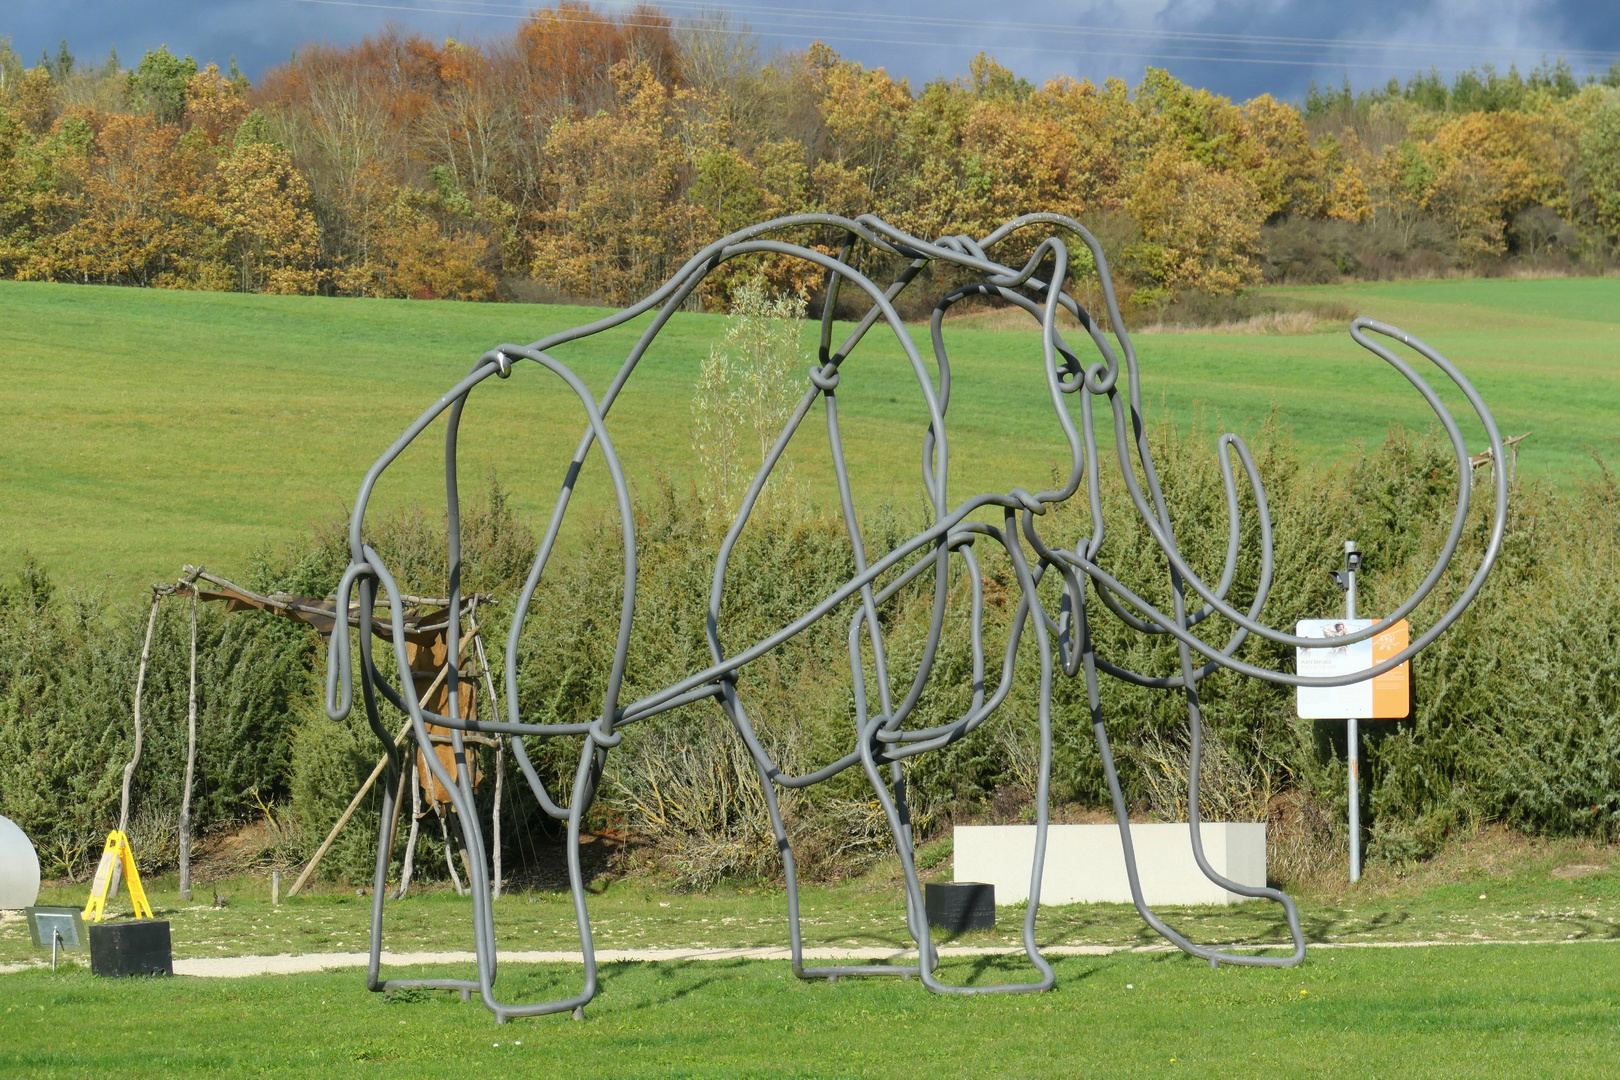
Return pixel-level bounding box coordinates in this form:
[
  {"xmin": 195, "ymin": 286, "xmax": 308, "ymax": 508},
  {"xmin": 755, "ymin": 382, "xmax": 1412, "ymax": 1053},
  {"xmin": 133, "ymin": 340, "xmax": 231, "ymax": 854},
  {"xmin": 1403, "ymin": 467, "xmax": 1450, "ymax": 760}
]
[{"xmin": 1369, "ymin": 620, "xmax": 1410, "ymax": 718}]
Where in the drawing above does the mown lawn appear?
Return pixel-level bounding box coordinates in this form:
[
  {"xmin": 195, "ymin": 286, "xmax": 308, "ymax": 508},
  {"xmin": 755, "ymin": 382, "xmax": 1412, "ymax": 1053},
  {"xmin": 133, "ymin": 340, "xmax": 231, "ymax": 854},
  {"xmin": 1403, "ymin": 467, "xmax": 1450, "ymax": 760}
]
[
  {"xmin": 7, "ymin": 834, "xmax": 1617, "ymax": 1076},
  {"xmin": 4, "ymin": 276, "xmax": 1617, "ymax": 597},
  {"xmin": 6, "ymin": 832, "xmax": 1619, "ymax": 966},
  {"xmin": 3, "ymin": 945, "xmax": 1617, "ymax": 1078}
]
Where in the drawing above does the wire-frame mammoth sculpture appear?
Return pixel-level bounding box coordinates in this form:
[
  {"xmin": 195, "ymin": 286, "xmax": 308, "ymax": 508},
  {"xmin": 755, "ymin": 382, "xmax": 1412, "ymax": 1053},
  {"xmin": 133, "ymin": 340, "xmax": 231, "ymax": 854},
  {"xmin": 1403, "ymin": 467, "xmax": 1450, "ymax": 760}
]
[{"xmin": 323, "ymin": 213, "xmax": 1509, "ymax": 1023}]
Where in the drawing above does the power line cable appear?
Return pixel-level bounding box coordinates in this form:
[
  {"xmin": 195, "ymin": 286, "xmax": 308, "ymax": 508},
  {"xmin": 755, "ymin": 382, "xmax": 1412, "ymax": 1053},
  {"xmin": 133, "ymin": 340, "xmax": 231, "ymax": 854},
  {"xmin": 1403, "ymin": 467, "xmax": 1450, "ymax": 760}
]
[
  {"xmin": 292, "ymin": 0, "xmax": 1620, "ymax": 70},
  {"xmin": 292, "ymin": 0, "xmax": 1614, "ymax": 74},
  {"xmin": 600, "ymin": 0, "xmax": 1620, "ymax": 64}
]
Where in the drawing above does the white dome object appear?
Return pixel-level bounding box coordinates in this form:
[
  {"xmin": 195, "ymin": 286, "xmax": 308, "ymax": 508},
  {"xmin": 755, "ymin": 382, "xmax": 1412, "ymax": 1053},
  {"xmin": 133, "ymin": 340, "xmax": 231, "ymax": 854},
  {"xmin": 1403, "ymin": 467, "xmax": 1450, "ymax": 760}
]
[{"xmin": 0, "ymin": 815, "xmax": 42, "ymax": 909}]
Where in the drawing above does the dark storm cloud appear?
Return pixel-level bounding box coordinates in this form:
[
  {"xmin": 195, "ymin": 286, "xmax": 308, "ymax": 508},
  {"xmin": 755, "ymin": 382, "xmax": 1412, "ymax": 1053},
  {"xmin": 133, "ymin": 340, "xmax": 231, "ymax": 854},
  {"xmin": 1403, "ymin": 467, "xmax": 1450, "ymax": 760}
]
[
  {"xmin": 5, "ymin": 0, "xmax": 1619, "ymax": 102},
  {"xmin": 1149, "ymin": 0, "xmax": 1620, "ymax": 99},
  {"xmin": 1, "ymin": 1, "xmax": 477, "ymax": 79},
  {"xmin": 812, "ymin": 0, "xmax": 1620, "ymax": 100}
]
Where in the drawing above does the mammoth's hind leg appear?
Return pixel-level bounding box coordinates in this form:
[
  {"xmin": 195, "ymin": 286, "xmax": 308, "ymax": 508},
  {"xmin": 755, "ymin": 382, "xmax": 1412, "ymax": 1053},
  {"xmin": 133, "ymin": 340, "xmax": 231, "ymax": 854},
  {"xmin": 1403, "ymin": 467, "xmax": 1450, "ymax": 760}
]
[
  {"xmin": 720, "ymin": 689, "xmax": 921, "ymax": 982},
  {"xmin": 1178, "ymin": 688, "xmax": 1305, "ymax": 967},
  {"xmin": 1087, "ymin": 654, "xmax": 1305, "ymax": 967}
]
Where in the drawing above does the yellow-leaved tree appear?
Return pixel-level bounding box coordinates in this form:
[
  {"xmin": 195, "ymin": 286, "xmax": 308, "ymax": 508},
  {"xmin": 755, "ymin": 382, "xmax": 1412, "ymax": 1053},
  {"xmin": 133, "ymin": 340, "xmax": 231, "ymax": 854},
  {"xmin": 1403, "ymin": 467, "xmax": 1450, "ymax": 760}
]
[
  {"xmin": 210, "ymin": 140, "xmax": 320, "ymax": 293},
  {"xmin": 1425, "ymin": 108, "xmax": 1570, "ymax": 261},
  {"xmin": 38, "ymin": 112, "xmax": 207, "ymax": 286},
  {"xmin": 1124, "ymin": 144, "xmax": 1263, "ymax": 301},
  {"xmin": 532, "ymin": 60, "xmax": 703, "ymax": 303},
  {"xmin": 808, "ymin": 44, "xmax": 911, "ymax": 214},
  {"xmin": 691, "ymin": 277, "xmax": 809, "ymax": 521}
]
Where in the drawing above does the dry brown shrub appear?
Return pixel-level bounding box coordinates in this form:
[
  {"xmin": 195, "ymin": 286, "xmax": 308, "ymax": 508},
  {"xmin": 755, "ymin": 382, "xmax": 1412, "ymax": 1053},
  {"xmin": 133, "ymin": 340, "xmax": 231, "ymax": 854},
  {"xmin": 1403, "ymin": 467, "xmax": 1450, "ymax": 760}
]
[{"xmin": 1131, "ymin": 728, "xmax": 1279, "ymax": 824}]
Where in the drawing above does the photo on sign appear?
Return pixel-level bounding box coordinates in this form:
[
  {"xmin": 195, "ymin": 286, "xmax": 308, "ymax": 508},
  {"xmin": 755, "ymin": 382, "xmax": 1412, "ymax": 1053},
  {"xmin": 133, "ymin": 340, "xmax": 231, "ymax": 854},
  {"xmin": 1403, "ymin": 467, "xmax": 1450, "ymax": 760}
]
[{"xmin": 1295, "ymin": 619, "xmax": 1411, "ymax": 720}]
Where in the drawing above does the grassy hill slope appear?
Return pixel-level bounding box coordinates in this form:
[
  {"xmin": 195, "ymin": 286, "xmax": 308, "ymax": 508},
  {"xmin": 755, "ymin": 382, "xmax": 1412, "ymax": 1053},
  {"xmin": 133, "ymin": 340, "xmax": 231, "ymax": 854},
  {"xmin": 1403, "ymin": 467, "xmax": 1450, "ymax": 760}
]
[{"xmin": 3, "ymin": 276, "xmax": 1614, "ymax": 597}]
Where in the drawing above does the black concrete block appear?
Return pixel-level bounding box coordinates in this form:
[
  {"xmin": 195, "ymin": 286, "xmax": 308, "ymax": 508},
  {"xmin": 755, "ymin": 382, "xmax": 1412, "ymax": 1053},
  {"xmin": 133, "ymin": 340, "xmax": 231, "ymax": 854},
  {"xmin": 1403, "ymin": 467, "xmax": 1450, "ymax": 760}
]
[
  {"xmin": 88, "ymin": 920, "xmax": 173, "ymax": 978},
  {"xmin": 925, "ymin": 881, "xmax": 995, "ymax": 933}
]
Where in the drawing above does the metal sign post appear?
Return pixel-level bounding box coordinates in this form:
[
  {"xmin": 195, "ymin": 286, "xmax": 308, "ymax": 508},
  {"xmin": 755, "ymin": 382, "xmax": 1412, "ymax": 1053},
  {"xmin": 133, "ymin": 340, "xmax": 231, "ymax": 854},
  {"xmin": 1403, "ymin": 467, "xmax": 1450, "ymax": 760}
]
[
  {"xmin": 1298, "ymin": 541, "xmax": 1409, "ymax": 887},
  {"xmin": 1337, "ymin": 542, "xmax": 1363, "ymax": 883}
]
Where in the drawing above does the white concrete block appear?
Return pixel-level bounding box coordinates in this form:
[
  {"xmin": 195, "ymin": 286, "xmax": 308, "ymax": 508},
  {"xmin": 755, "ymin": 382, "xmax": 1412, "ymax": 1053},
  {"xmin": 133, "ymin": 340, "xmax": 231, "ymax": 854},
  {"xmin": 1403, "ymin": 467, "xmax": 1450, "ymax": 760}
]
[{"xmin": 954, "ymin": 822, "xmax": 1267, "ymax": 906}]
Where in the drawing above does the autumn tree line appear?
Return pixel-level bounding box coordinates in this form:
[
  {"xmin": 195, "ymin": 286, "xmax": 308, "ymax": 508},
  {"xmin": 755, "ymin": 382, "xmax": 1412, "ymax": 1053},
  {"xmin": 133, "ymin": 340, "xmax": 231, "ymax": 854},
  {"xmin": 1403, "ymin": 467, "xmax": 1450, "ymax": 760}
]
[{"xmin": 3, "ymin": 9, "xmax": 1620, "ymax": 311}]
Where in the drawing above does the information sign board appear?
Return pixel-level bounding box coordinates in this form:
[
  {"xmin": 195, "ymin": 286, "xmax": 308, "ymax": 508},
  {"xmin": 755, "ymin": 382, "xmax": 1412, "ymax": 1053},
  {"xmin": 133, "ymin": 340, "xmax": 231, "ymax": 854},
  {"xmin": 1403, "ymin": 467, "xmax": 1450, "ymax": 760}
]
[
  {"xmin": 25, "ymin": 906, "xmax": 85, "ymax": 950},
  {"xmin": 1295, "ymin": 619, "xmax": 1410, "ymax": 719}
]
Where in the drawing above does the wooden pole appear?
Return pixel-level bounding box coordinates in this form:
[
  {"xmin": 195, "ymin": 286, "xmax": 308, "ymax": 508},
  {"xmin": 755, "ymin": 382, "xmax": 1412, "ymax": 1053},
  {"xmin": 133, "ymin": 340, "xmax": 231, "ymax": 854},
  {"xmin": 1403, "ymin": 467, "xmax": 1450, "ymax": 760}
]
[
  {"xmin": 438, "ymin": 808, "xmax": 465, "ymax": 897},
  {"xmin": 384, "ymin": 752, "xmax": 410, "ymax": 871},
  {"xmin": 285, "ymin": 620, "xmax": 479, "ymax": 898},
  {"xmin": 285, "ymin": 720, "xmax": 411, "ymax": 899},
  {"xmin": 492, "ymin": 738, "xmax": 505, "ymax": 900},
  {"xmin": 394, "ymin": 760, "xmax": 422, "ymax": 900},
  {"xmin": 119, "ymin": 591, "xmax": 163, "ymax": 835},
  {"xmin": 111, "ymin": 590, "xmax": 162, "ymax": 901},
  {"xmin": 178, "ymin": 587, "xmax": 200, "ymax": 902}
]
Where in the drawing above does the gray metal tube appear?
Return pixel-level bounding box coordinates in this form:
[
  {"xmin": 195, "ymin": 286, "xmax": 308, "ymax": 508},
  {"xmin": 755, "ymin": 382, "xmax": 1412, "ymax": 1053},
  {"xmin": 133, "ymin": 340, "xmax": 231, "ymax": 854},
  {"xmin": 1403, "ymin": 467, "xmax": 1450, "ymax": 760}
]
[{"xmin": 323, "ymin": 213, "xmax": 1507, "ymax": 1020}]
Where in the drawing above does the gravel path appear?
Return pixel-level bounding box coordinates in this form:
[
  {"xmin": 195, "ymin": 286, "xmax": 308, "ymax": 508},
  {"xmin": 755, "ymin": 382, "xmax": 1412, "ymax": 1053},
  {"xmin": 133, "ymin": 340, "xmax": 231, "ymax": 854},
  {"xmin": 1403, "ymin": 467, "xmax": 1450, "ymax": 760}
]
[
  {"xmin": 170, "ymin": 945, "xmax": 1104, "ymax": 978},
  {"xmin": 4, "ymin": 936, "xmax": 1616, "ymax": 978},
  {"xmin": 147, "ymin": 936, "xmax": 1620, "ymax": 977}
]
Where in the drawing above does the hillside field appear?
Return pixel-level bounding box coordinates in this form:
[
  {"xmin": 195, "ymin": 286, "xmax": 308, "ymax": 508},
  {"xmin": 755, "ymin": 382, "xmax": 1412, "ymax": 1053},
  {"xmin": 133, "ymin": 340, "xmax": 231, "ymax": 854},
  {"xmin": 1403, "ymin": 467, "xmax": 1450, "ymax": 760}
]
[{"xmin": 3, "ymin": 275, "xmax": 1615, "ymax": 598}]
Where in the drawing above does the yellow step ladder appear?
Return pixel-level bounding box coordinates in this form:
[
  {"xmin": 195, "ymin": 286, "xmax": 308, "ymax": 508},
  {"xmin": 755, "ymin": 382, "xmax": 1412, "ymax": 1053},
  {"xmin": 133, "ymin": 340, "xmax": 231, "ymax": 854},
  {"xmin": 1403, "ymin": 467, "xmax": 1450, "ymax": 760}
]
[{"xmin": 83, "ymin": 830, "xmax": 153, "ymax": 922}]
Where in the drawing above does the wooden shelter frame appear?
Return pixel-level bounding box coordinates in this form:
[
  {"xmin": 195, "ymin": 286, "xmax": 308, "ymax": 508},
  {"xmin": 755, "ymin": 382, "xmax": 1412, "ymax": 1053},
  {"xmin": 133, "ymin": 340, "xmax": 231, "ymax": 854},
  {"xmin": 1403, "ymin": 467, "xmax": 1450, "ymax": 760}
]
[{"xmin": 118, "ymin": 566, "xmax": 503, "ymax": 903}]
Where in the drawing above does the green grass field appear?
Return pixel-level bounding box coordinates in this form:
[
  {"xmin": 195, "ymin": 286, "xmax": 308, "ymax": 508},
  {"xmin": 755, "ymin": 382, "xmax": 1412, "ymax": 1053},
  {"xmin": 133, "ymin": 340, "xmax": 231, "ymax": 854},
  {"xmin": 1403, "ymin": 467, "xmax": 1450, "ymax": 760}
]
[
  {"xmin": 5, "ymin": 835, "xmax": 1617, "ymax": 1075},
  {"xmin": 4, "ymin": 276, "xmax": 1617, "ymax": 598},
  {"xmin": 3, "ymin": 947, "xmax": 1617, "ymax": 1078}
]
